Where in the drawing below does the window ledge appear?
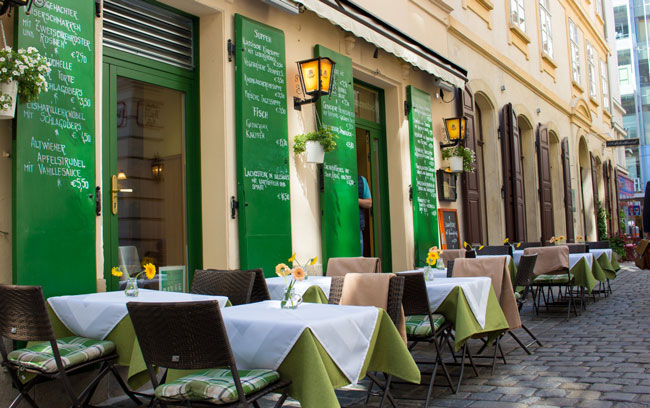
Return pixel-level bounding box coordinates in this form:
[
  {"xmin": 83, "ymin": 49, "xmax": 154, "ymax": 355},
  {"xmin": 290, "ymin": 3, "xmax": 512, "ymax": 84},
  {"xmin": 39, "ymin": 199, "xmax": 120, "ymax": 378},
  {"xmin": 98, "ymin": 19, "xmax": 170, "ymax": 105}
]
[
  {"xmin": 541, "ymin": 52, "xmax": 557, "ymax": 69},
  {"xmin": 510, "ymin": 24, "xmax": 531, "ymax": 44},
  {"xmin": 595, "ymin": 13, "xmax": 604, "ymax": 26},
  {"xmin": 603, "ymin": 108, "xmax": 612, "ymax": 118},
  {"xmin": 475, "ymin": 0, "xmax": 493, "ymax": 10},
  {"xmin": 572, "ymin": 80, "xmax": 584, "ymax": 93},
  {"xmin": 590, "ymin": 95, "xmax": 600, "ymax": 107}
]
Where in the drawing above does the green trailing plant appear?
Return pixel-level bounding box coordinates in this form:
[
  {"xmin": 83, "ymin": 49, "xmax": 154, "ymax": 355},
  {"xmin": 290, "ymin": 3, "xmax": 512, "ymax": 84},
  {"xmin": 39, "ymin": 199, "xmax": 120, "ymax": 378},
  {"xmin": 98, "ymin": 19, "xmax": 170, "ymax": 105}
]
[
  {"xmin": 596, "ymin": 201, "xmax": 608, "ymax": 241},
  {"xmin": 619, "ymin": 209, "xmax": 626, "ymax": 233},
  {"xmin": 608, "ymin": 234, "xmax": 626, "ymax": 261},
  {"xmin": 441, "ymin": 145, "xmax": 476, "ymax": 173},
  {"xmin": 293, "ymin": 127, "xmax": 338, "ymax": 154}
]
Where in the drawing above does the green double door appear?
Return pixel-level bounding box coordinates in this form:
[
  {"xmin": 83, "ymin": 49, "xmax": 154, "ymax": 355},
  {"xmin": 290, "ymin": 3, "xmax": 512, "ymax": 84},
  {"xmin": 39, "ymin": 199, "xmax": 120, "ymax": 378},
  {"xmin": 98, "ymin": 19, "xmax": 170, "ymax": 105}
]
[{"xmin": 102, "ymin": 54, "xmax": 201, "ymax": 291}]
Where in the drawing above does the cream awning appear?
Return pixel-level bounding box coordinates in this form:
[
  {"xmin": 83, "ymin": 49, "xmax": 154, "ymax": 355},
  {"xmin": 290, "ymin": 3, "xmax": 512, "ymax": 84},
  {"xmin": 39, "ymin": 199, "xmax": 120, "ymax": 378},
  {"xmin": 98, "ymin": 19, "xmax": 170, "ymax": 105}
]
[{"xmin": 296, "ymin": 0, "xmax": 467, "ymax": 89}]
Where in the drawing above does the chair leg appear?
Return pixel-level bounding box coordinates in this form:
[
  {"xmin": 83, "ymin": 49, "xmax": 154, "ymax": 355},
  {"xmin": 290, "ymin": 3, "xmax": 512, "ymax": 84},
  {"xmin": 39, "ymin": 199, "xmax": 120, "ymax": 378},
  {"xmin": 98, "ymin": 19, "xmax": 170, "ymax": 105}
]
[
  {"xmin": 521, "ymin": 323, "xmax": 543, "ymax": 347},
  {"xmin": 273, "ymin": 392, "xmax": 289, "ymax": 408},
  {"xmin": 508, "ymin": 331, "xmax": 532, "ymax": 355},
  {"xmin": 378, "ymin": 374, "xmax": 394, "ymax": 408},
  {"xmin": 4, "ymin": 367, "xmax": 39, "ymax": 408},
  {"xmin": 58, "ymin": 370, "xmax": 82, "ymax": 408},
  {"xmin": 491, "ymin": 337, "xmax": 499, "ymax": 375},
  {"xmin": 456, "ymin": 344, "xmax": 467, "ymax": 392},
  {"xmin": 109, "ymin": 364, "xmax": 142, "ymax": 405},
  {"xmin": 437, "ymin": 330, "xmax": 456, "ymax": 394}
]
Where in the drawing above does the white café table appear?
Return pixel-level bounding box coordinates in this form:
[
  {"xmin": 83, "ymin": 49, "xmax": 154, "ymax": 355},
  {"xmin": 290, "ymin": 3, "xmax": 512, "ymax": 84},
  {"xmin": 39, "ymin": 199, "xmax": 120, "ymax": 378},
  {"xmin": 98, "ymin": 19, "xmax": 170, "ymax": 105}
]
[
  {"xmin": 266, "ymin": 276, "xmax": 333, "ymax": 299},
  {"xmin": 512, "ymin": 249, "xmax": 594, "ymax": 270}
]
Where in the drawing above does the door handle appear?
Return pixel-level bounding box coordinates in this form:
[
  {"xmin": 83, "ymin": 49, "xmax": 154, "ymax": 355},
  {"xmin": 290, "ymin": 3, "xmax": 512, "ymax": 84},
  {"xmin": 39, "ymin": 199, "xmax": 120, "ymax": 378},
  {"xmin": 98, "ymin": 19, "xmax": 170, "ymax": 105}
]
[{"xmin": 111, "ymin": 175, "xmax": 133, "ymax": 215}]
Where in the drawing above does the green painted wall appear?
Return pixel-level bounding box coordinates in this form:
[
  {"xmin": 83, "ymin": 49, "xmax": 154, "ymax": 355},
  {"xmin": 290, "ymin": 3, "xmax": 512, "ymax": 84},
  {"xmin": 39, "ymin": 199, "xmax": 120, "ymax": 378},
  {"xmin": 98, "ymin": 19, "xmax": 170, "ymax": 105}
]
[
  {"xmin": 235, "ymin": 14, "xmax": 291, "ymax": 277},
  {"xmin": 14, "ymin": 1, "xmax": 96, "ymax": 298},
  {"xmin": 407, "ymin": 86, "xmax": 439, "ymax": 266},
  {"xmin": 316, "ymin": 45, "xmax": 360, "ymax": 272}
]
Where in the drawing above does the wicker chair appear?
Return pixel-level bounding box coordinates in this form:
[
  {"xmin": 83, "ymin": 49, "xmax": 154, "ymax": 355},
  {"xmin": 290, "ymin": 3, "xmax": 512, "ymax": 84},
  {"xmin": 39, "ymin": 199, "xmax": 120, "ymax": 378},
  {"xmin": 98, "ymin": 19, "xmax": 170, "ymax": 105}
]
[
  {"xmin": 191, "ymin": 270, "xmax": 255, "ymax": 306},
  {"xmin": 396, "ymin": 272, "xmax": 455, "ymax": 402},
  {"xmin": 446, "ymin": 260, "xmax": 455, "ymax": 278},
  {"xmin": 476, "ymin": 245, "xmax": 513, "ymax": 256},
  {"xmin": 328, "ymin": 275, "xmax": 404, "ymax": 408},
  {"xmin": 206, "ymin": 268, "xmax": 270, "ymax": 303},
  {"xmin": 587, "ymin": 241, "xmax": 610, "ymax": 249},
  {"xmin": 508, "ymin": 254, "xmax": 543, "ymax": 354},
  {"xmin": 568, "ymin": 243, "xmax": 590, "ymax": 253},
  {"xmin": 517, "ymin": 242, "xmax": 543, "ymax": 249},
  {"xmin": 127, "ymin": 300, "xmax": 290, "ymax": 407},
  {"xmin": 0, "ymin": 285, "xmax": 139, "ymax": 408}
]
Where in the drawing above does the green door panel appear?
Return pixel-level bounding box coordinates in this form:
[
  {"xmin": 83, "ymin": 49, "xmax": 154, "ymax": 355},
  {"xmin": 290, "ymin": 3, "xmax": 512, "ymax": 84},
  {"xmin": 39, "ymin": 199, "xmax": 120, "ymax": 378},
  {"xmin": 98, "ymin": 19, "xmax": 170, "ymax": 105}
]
[
  {"xmin": 407, "ymin": 86, "xmax": 439, "ymax": 266},
  {"xmin": 316, "ymin": 45, "xmax": 360, "ymax": 273},
  {"xmin": 14, "ymin": 1, "xmax": 96, "ymax": 298},
  {"xmin": 235, "ymin": 14, "xmax": 291, "ymax": 277}
]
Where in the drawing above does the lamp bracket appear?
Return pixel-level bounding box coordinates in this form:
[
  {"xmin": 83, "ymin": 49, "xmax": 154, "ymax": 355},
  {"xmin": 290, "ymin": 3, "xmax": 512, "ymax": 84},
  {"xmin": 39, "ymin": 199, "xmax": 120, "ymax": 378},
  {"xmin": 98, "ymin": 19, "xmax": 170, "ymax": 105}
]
[
  {"xmin": 404, "ymin": 101, "xmax": 411, "ymax": 116},
  {"xmin": 439, "ymin": 140, "xmax": 461, "ymax": 149},
  {"xmin": 293, "ymin": 95, "xmax": 320, "ymax": 111},
  {"xmin": 227, "ymin": 39, "xmax": 236, "ymax": 62}
]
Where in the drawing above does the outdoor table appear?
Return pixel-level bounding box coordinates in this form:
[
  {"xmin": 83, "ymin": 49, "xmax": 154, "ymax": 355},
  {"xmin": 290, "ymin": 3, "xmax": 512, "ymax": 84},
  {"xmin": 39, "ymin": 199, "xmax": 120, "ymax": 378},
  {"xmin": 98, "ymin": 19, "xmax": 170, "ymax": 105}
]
[
  {"xmin": 513, "ymin": 249, "xmax": 600, "ymax": 293},
  {"xmin": 590, "ymin": 248, "xmax": 620, "ymax": 279},
  {"xmin": 47, "ymin": 292, "xmax": 418, "ymax": 408},
  {"xmin": 266, "ymin": 276, "xmax": 330, "ymax": 303}
]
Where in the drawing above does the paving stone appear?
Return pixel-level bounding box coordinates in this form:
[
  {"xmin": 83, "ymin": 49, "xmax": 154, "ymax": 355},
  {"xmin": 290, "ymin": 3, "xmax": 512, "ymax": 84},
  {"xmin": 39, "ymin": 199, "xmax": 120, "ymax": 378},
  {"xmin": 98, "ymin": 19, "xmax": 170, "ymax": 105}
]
[{"xmin": 601, "ymin": 392, "xmax": 639, "ymax": 402}]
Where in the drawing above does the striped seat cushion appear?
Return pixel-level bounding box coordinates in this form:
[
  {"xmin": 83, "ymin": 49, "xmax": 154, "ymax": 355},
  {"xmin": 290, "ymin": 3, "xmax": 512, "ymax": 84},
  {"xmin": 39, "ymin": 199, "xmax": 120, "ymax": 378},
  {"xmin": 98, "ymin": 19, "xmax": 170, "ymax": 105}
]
[
  {"xmin": 155, "ymin": 368, "xmax": 280, "ymax": 404},
  {"xmin": 7, "ymin": 336, "xmax": 115, "ymax": 374},
  {"xmin": 404, "ymin": 314, "xmax": 446, "ymax": 338},
  {"xmin": 533, "ymin": 273, "xmax": 572, "ymax": 284}
]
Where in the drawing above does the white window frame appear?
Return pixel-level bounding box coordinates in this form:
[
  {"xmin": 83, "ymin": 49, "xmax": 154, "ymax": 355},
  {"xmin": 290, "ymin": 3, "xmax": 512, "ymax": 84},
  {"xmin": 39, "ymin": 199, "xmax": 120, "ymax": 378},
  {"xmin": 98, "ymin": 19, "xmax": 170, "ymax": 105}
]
[
  {"xmin": 569, "ymin": 19, "xmax": 581, "ymax": 84},
  {"xmin": 601, "ymin": 59, "xmax": 610, "ymax": 111},
  {"xmin": 511, "ymin": 0, "xmax": 526, "ymax": 31},
  {"xmin": 596, "ymin": 0, "xmax": 603, "ymax": 18},
  {"xmin": 587, "ymin": 41, "xmax": 597, "ymax": 99},
  {"xmin": 539, "ymin": 0, "xmax": 553, "ymax": 58}
]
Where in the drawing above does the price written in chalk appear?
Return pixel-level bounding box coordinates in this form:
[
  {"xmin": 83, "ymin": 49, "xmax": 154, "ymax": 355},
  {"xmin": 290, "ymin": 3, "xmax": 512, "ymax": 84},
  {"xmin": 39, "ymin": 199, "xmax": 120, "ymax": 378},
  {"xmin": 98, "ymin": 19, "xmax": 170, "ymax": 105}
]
[{"xmin": 70, "ymin": 50, "xmax": 87, "ymax": 63}]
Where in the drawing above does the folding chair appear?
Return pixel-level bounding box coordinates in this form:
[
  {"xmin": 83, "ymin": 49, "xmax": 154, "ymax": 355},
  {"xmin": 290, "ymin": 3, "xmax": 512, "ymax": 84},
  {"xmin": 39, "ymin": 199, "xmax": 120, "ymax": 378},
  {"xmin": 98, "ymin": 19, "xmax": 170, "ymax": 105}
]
[
  {"xmin": 508, "ymin": 254, "xmax": 543, "ymax": 354},
  {"xmin": 0, "ymin": 285, "xmax": 139, "ymax": 408},
  {"xmin": 127, "ymin": 300, "xmax": 290, "ymax": 407},
  {"xmin": 191, "ymin": 269, "xmax": 255, "ymax": 305}
]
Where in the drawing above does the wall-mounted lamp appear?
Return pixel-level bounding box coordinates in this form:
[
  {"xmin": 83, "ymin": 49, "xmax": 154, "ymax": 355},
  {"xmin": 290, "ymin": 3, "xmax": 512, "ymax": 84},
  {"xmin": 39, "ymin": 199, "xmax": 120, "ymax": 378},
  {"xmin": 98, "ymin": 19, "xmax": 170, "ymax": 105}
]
[
  {"xmin": 0, "ymin": 0, "xmax": 37, "ymax": 16},
  {"xmin": 294, "ymin": 56, "xmax": 336, "ymax": 110},
  {"xmin": 440, "ymin": 117, "xmax": 467, "ymax": 149},
  {"xmin": 151, "ymin": 157, "xmax": 163, "ymax": 181},
  {"xmin": 117, "ymin": 171, "xmax": 128, "ymax": 180}
]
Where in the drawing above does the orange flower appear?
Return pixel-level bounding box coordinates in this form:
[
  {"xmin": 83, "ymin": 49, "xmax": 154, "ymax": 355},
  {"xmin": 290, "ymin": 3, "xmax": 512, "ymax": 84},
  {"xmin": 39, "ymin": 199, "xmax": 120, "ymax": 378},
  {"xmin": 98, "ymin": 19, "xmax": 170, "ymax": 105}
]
[
  {"xmin": 275, "ymin": 263, "xmax": 290, "ymax": 277},
  {"xmin": 292, "ymin": 267, "xmax": 305, "ymax": 281}
]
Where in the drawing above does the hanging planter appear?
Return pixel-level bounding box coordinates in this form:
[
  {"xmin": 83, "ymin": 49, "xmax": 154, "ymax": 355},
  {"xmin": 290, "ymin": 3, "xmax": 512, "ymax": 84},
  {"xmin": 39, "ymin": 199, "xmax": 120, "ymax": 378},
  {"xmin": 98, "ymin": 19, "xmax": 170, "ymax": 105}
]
[
  {"xmin": 293, "ymin": 127, "xmax": 338, "ymax": 163},
  {"xmin": 0, "ymin": 80, "xmax": 17, "ymax": 120},
  {"xmin": 441, "ymin": 145, "xmax": 476, "ymax": 173},
  {"xmin": 449, "ymin": 156, "xmax": 463, "ymax": 173},
  {"xmin": 305, "ymin": 140, "xmax": 325, "ymax": 163}
]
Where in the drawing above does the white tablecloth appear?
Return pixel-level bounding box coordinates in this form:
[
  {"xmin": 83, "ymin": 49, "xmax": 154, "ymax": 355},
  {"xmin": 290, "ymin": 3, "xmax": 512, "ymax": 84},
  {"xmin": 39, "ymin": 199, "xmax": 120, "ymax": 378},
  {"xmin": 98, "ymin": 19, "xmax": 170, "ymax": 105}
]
[
  {"xmin": 266, "ymin": 276, "xmax": 332, "ymax": 299},
  {"xmin": 222, "ymin": 301, "xmax": 378, "ymax": 384},
  {"xmin": 513, "ymin": 250, "xmax": 593, "ymax": 270},
  {"xmin": 48, "ymin": 289, "xmax": 229, "ymax": 340},
  {"xmin": 425, "ymin": 277, "xmax": 491, "ymax": 329},
  {"xmin": 590, "ymin": 248, "xmax": 613, "ymax": 262}
]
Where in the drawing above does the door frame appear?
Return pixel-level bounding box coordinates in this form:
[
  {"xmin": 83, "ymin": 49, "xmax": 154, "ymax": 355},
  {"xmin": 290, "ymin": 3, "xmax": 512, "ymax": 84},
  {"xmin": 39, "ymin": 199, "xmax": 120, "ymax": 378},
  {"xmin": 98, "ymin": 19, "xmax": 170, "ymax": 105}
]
[
  {"xmin": 101, "ymin": 51, "xmax": 202, "ymax": 291},
  {"xmin": 353, "ymin": 81, "xmax": 392, "ymax": 272}
]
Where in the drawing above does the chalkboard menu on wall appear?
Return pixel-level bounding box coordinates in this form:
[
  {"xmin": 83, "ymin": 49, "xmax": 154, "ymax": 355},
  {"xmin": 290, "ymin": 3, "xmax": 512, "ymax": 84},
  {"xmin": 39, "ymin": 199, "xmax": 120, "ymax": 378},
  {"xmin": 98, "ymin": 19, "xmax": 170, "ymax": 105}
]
[
  {"xmin": 315, "ymin": 45, "xmax": 360, "ymax": 271},
  {"xmin": 14, "ymin": 1, "xmax": 96, "ymax": 298},
  {"xmin": 407, "ymin": 86, "xmax": 439, "ymax": 264},
  {"xmin": 235, "ymin": 14, "xmax": 291, "ymax": 277},
  {"xmin": 438, "ymin": 209, "xmax": 460, "ymax": 250}
]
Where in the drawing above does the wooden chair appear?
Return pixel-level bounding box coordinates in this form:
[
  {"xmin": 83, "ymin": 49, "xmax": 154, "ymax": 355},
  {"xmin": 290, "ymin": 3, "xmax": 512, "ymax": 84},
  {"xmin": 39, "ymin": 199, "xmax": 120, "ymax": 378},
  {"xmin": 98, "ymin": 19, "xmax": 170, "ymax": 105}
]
[
  {"xmin": 127, "ymin": 300, "xmax": 290, "ymax": 407},
  {"xmin": 396, "ymin": 272, "xmax": 456, "ymax": 402},
  {"xmin": 191, "ymin": 270, "xmax": 255, "ymax": 306},
  {"xmin": 0, "ymin": 285, "xmax": 139, "ymax": 408}
]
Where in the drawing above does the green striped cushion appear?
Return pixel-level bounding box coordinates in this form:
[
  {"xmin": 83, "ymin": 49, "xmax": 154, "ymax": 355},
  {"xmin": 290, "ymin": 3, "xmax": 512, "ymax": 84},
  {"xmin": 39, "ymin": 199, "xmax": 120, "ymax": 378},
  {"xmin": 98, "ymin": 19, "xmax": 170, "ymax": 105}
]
[
  {"xmin": 533, "ymin": 273, "xmax": 572, "ymax": 284},
  {"xmin": 155, "ymin": 368, "xmax": 280, "ymax": 404},
  {"xmin": 405, "ymin": 314, "xmax": 445, "ymax": 338},
  {"xmin": 7, "ymin": 336, "xmax": 115, "ymax": 374}
]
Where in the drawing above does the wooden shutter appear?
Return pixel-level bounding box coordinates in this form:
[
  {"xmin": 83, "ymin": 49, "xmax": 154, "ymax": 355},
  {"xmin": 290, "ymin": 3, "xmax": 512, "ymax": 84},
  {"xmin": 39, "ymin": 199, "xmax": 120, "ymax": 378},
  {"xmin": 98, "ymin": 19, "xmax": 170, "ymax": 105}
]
[
  {"xmin": 500, "ymin": 104, "xmax": 515, "ymax": 241},
  {"xmin": 459, "ymin": 86, "xmax": 483, "ymax": 244},
  {"xmin": 510, "ymin": 109, "xmax": 526, "ymax": 241},
  {"xmin": 561, "ymin": 137, "xmax": 575, "ymax": 241},
  {"xmin": 614, "ymin": 166, "xmax": 621, "ymax": 234},
  {"xmin": 603, "ymin": 161, "xmax": 612, "ymax": 236},
  {"xmin": 590, "ymin": 153, "xmax": 599, "ymax": 229},
  {"xmin": 536, "ymin": 124, "xmax": 554, "ymax": 243}
]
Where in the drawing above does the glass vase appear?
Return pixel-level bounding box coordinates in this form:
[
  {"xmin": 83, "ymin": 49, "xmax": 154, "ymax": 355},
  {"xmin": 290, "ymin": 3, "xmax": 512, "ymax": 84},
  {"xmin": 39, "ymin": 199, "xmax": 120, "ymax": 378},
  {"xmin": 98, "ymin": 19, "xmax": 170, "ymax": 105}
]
[
  {"xmin": 124, "ymin": 278, "xmax": 139, "ymax": 297},
  {"xmin": 280, "ymin": 288, "xmax": 302, "ymax": 309}
]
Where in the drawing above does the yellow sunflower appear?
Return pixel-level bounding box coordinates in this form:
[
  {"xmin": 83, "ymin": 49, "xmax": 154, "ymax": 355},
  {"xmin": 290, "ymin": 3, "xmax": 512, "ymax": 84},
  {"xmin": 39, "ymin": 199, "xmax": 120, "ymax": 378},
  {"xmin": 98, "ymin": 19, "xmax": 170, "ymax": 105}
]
[
  {"xmin": 143, "ymin": 263, "xmax": 156, "ymax": 280},
  {"xmin": 111, "ymin": 267, "xmax": 123, "ymax": 278},
  {"xmin": 310, "ymin": 256, "xmax": 318, "ymax": 265},
  {"xmin": 288, "ymin": 253, "xmax": 297, "ymax": 263}
]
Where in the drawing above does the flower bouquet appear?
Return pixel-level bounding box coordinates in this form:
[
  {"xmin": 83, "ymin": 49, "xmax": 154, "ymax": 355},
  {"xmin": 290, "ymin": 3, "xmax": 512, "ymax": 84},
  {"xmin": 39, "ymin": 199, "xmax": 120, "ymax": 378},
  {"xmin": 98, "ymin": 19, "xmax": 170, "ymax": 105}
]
[
  {"xmin": 549, "ymin": 235, "xmax": 566, "ymax": 246},
  {"xmin": 276, "ymin": 253, "xmax": 315, "ymax": 309},
  {"xmin": 504, "ymin": 238, "xmax": 521, "ymax": 253},
  {"xmin": 463, "ymin": 241, "xmax": 484, "ymax": 258},
  {"xmin": 0, "ymin": 46, "xmax": 50, "ymax": 119},
  {"xmin": 111, "ymin": 262, "xmax": 157, "ymax": 297}
]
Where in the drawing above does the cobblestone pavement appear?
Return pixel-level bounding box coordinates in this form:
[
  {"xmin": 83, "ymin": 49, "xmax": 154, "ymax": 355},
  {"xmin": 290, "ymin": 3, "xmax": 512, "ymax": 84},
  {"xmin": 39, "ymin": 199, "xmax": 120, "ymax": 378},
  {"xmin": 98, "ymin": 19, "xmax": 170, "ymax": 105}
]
[{"xmin": 104, "ymin": 264, "xmax": 650, "ymax": 407}]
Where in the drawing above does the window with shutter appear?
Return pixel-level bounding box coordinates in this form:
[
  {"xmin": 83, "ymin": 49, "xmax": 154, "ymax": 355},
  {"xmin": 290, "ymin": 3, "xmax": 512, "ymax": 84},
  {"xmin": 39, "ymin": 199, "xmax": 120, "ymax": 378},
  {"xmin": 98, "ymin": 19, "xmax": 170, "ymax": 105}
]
[
  {"xmin": 537, "ymin": 124, "xmax": 554, "ymax": 242},
  {"xmin": 561, "ymin": 138, "xmax": 575, "ymax": 241},
  {"xmin": 459, "ymin": 86, "xmax": 483, "ymax": 245}
]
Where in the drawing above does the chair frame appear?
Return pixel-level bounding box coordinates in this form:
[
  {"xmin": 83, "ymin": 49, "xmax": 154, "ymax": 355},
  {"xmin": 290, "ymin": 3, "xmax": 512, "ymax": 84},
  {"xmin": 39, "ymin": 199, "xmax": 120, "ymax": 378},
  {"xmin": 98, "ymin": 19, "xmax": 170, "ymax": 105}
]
[
  {"xmin": 0, "ymin": 285, "xmax": 139, "ymax": 408},
  {"xmin": 205, "ymin": 268, "xmax": 271, "ymax": 303},
  {"xmin": 191, "ymin": 269, "xmax": 256, "ymax": 306},
  {"xmin": 476, "ymin": 245, "xmax": 513, "ymax": 256},
  {"xmin": 127, "ymin": 300, "xmax": 290, "ymax": 408},
  {"xmin": 508, "ymin": 254, "xmax": 543, "ymax": 354}
]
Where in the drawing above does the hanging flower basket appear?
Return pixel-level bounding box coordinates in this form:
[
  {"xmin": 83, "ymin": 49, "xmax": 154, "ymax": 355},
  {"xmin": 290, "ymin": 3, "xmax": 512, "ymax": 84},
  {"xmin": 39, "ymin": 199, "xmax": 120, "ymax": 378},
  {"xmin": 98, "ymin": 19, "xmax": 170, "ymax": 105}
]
[
  {"xmin": 305, "ymin": 141, "xmax": 325, "ymax": 163},
  {"xmin": 293, "ymin": 127, "xmax": 338, "ymax": 164},
  {"xmin": 449, "ymin": 156, "xmax": 463, "ymax": 173},
  {"xmin": 0, "ymin": 80, "xmax": 17, "ymax": 120}
]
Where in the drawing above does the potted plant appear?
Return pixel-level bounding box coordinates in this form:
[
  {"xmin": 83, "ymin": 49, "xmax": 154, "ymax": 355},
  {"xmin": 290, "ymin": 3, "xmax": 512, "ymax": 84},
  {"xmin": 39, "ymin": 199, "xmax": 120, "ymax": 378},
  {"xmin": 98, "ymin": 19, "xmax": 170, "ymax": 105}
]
[
  {"xmin": 441, "ymin": 145, "xmax": 476, "ymax": 173},
  {"xmin": 0, "ymin": 46, "xmax": 50, "ymax": 119},
  {"xmin": 293, "ymin": 127, "xmax": 338, "ymax": 164}
]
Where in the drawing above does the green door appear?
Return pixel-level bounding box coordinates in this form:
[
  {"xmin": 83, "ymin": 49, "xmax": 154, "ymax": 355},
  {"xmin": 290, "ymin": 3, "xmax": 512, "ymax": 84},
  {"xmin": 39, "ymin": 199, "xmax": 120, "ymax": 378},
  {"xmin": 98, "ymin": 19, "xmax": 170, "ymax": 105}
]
[
  {"xmin": 102, "ymin": 57, "xmax": 201, "ymax": 291},
  {"xmin": 354, "ymin": 84, "xmax": 392, "ymax": 271}
]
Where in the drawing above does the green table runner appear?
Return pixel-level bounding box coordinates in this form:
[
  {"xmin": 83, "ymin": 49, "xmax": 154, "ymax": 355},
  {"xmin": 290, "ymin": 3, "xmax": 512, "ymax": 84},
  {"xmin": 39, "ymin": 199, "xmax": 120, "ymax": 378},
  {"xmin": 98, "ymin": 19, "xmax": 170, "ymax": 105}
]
[
  {"xmin": 434, "ymin": 286, "xmax": 509, "ymax": 351},
  {"xmin": 611, "ymin": 256, "xmax": 621, "ymax": 271},
  {"xmin": 301, "ymin": 284, "xmax": 329, "ymax": 304},
  {"xmin": 570, "ymin": 257, "xmax": 598, "ymax": 293},
  {"xmin": 596, "ymin": 253, "xmax": 618, "ymax": 280}
]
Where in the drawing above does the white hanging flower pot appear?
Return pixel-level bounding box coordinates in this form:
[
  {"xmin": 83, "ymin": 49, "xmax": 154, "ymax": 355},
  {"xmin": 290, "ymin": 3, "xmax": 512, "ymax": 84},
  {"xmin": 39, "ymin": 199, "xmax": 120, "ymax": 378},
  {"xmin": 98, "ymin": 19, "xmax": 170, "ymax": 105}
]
[
  {"xmin": 450, "ymin": 156, "xmax": 463, "ymax": 173},
  {"xmin": 305, "ymin": 140, "xmax": 325, "ymax": 164},
  {"xmin": 0, "ymin": 80, "xmax": 18, "ymax": 120}
]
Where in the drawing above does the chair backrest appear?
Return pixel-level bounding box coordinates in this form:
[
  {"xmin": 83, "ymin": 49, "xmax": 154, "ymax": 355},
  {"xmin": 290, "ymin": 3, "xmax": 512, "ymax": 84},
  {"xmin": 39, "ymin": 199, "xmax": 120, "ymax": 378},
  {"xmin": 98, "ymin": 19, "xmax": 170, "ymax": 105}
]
[
  {"xmin": 0, "ymin": 285, "xmax": 55, "ymax": 342},
  {"xmin": 396, "ymin": 272, "xmax": 432, "ymax": 317},
  {"xmin": 191, "ymin": 270, "xmax": 255, "ymax": 305},
  {"xmin": 513, "ymin": 254, "xmax": 538, "ymax": 287},
  {"xmin": 326, "ymin": 257, "xmax": 381, "ymax": 276},
  {"xmin": 587, "ymin": 241, "xmax": 610, "ymax": 249},
  {"xmin": 476, "ymin": 245, "xmax": 513, "ymax": 256},
  {"xmin": 203, "ymin": 268, "xmax": 270, "ymax": 303},
  {"xmin": 446, "ymin": 260, "xmax": 454, "ymax": 277},
  {"xmin": 127, "ymin": 300, "xmax": 236, "ymax": 371},
  {"xmin": 328, "ymin": 275, "xmax": 404, "ymax": 326},
  {"xmin": 568, "ymin": 243, "xmax": 589, "ymax": 253},
  {"xmin": 465, "ymin": 250, "xmax": 476, "ymax": 258},
  {"xmin": 517, "ymin": 242, "xmax": 543, "ymax": 250}
]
